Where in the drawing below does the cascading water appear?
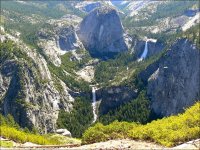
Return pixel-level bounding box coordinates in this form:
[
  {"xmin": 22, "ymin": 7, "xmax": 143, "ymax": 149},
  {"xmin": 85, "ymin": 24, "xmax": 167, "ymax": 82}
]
[
  {"xmin": 138, "ymin": 40, "xmax": 148, "ymax": 62},
  {"xmin": 92, "ymin": 87, "xmax": 97, "ymax": 123}
]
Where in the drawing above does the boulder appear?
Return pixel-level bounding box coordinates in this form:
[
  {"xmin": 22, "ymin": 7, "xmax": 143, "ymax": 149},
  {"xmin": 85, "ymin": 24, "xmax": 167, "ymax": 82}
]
[{"xmin": 56, "ymin": 129, "xmax": 71, "ymax": 137}]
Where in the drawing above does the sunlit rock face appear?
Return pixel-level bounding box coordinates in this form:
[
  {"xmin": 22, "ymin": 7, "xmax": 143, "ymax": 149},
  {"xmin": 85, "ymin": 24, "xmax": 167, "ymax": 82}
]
[
  {"xmin": 0, "ymin": 34, "xmax": 74, "ymax": 133},
  {"xmin": 77, "ymin": 6, "xmax": 128, "ymax": 59},
  {"xmin": 146, "ymin": 39, "xmax": 200, "ymax": 117},
  {"xmin": 58, "ymin": 25, "xmax": 83, "ymax": 51}
]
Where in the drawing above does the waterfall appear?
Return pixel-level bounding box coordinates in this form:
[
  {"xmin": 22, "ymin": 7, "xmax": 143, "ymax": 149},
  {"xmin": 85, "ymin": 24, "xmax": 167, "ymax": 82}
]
[
  {"xmin": 92, "ymin": 87, "xmax": 97, "ymax": 123},
  {"xmin": 138, "ymin": 40, "xmax": 148, "ymax": 62},
  {"xmin": 98, "ymin": 25, "xmax": 104, "ymax": 40}
]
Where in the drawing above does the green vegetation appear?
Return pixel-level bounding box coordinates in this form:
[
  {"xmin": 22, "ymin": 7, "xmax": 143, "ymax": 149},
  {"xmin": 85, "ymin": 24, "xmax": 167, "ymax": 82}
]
[
  {"xmin": 1, "ymin": 1, "xmax": 199, "ymax": 147},
  {"xmin": 0, "ymin": 40, "xmax": 28, "ymax": 63},
  {"xmin": 0, "ymin": 126, "xmax": 61, "ymax": 145},
  {"xmin": 48, "ymin": 62, "xmax": 90, "ymax": 92},
  {"xmin": 94, "ymin": 47, "xmax": 168, "ymax": 127},
  {"xmin": 82, "ymin": 121, "xmax": 137, "ymax": 144},
  {"xmin": 1, "ymin": 1, "xmax": 84, "ymax": 54},
  {"xmin": 48, "ymin": 49, "xmax": 92, "ymax": 92},
  {"xmin": 60, "ymin": 52, "xmax": 80, "ymax": 71},
  {"xmin": 82, "ymin": 102, "xmax": 200, "ymax": 147},
  {"xmin": 95, "ymin": 21, "xmax": 199, "ymax": 88},
  {"xmin": 99, "ymin": 91, "xmax": 151, "ymax": 125},
  {"xmin": 181, "ymin": 24, "xmax": 200, "ymax": 48},
  {"xmin": 0, "ymin": 39, "xmax": 90, "ymax": 94},
  {"xmin": 151, "ymin": 23, "xmax": 200, "ymax": 49},
  {"xmin": 48, "ymin": 134, "xmax": 81, "ymax": 145},
  {"xmin": 60, "ymin": 49, "xmax": 92, "ymax": 72},
  {"xmin": 1, "ymin": 1, "xmax": 65, "ymax": 19},
  {"xmin": 57, "ymin": 97, "xmax": 93, "ymax": 138},
  {"xmin": 0, "ymin": 114, "xmax": 58, "ymax": 145},
  {"xmin": 0, "ymin": 141, "xmax": 13, "ymax": 148},
  {"xmin": 0, "ymin": 114, "xmax": 20, "ymax": 129},
  {"xmin": 94, "ymin": 52, "xmax": 135, "ymax": 85},
  {"xmin": 95, "ymin": 48, "xmax": 166, "ymax": 87},
  {"xmin": 0, "ymin": 114, "xmax": 79, "ymax": 145},
  {"xmin": 1, "ymin": 1, "xmax": 85, "ymax": 20},
  {"xmin": 152, "ymin": 23, "xmax": 200, "ymax": 49}
]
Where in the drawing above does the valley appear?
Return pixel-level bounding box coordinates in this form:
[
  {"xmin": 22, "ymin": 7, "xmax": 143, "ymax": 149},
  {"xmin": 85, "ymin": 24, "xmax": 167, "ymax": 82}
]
[{"xmin": 0, "ymin": 0, "xmax": 199, "ymax": 149}]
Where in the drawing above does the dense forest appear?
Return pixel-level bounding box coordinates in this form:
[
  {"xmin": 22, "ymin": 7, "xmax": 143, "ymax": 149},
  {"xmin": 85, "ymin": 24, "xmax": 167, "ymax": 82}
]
[
  {"xmin": 99, "ymin": 91, "xmax": 151, "ymax": 125},
  {"xmin": 57, "ymin": 97, "xmax": 93, "ymax": 137}
]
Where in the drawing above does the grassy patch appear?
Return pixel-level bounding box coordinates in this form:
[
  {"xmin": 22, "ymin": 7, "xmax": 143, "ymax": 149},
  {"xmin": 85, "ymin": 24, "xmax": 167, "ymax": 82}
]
[
  {"xmin": 48, "ymin": 134, "xmax": 81, "ymax": 145},
  {"xmin": 0, "ymin": 141, "xmax": 13, "ymax": 148}
]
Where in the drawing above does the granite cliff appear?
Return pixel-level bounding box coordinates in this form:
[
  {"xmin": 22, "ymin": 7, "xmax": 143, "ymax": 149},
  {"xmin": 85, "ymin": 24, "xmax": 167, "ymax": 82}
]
[
  {"xmin": 77, "ymin": 6, "xmax": 128, "ymax": 58},
  {"xmin": 140, "ymin": 38, "xmax": 200, "ymax": 117},
  {"xmin": 0, "ymin": 32, "xmax": 74, "ymax": 133}
]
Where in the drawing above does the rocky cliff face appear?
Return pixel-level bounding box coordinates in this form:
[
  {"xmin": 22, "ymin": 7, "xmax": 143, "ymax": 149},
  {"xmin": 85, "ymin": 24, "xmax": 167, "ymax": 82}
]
[
  {"xmin": 77, "ymin": 6, "xmax": 128, "ymax": 58},
  {"xmin": 58, "ymin": 25, "xmax": 83, "ymax": 51},
  {"xmin": 38, "ymin": 24, "xmax": 83, "ymax": 66},
  {"xmin": 145, "ymin": 39, "xmax": 200, "ymax": 117},
  {"xmin": 94, "ymin": 38, "xmax": 199, "ymax": 120},
  {"xmin": 0, "ymin": 33, "xmax": 74, "ymax": 133},
  {"xmin": 96, "ymin": 86, "xmax": 137, "ymax": 115}
]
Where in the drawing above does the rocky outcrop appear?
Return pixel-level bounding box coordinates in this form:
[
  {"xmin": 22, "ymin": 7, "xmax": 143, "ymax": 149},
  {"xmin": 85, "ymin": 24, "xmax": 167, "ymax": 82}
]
[
  {"xmin": 146, "ymin": 39, "xmax": 200, "ymax": 117},
  {"xmin": 77, "ymin": 6, "xmax": 128, "ymax": 58},
  {"xmin": 96, "ymin": 86, "xmax": 137, "ymax": 115}
]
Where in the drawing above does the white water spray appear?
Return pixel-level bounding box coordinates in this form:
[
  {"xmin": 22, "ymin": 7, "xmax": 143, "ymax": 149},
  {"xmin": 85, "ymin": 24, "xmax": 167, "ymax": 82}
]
[{"xmin": 92, "ymin": 87, "xmax": 97, "ymax": 123}]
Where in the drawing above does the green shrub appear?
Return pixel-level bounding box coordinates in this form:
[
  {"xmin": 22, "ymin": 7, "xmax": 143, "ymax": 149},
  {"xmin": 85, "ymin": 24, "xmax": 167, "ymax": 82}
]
[
  {"xmin": 0, "ymin": 114, "xmax": 6, "ymax": 126},
  {"xmin": 0, "ymin": 141, "xmax": 13, "ymax": 148},
  {"xmin": 82, "ymin": 121, "xmax": 138, "ymax": 144},
  {"xmin": 0, "ymin": 114, "xmax": 64, "ymax": 145},
  {"xmin": 82, "ymin": 102, "xmax": 200, "ymax": 147},
  {"xmin": 0, "ymin": 125, "xmax": 63, "ymax": 145},
  {"xmin": 128, "ymin": 102, "xmax": 200, "ymax": 147}
]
